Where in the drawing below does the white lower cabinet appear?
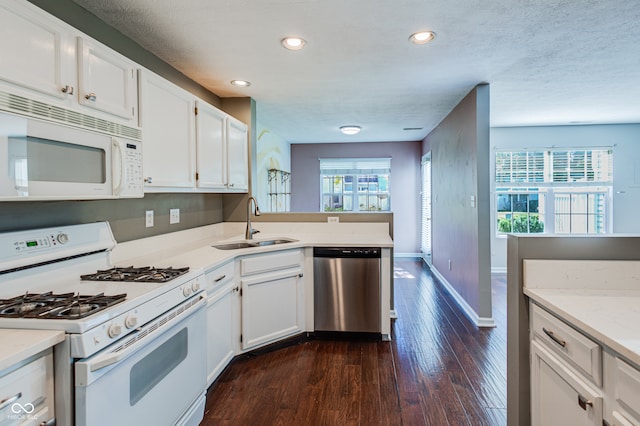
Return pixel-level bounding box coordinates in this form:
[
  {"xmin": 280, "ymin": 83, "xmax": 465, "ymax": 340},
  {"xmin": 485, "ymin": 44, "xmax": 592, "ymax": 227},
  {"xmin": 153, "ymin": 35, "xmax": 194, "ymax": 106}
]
[
  {"xmin": 239, "ymin": 249, "xmax": 304, "ymax": 351},
  {"xmin": 531, "ymin": 340, "xmax": 603, "ymax": 426},
  {"xmin": 530, "ymin": 302, "xmax": 640, "ymax": 426},
  {"xmin": 0, "ymin": 349, "xmax": 55, "ymax": 426},
  {"xmin": 205, "ymin": 262, "xmax": 238, "ymax": 387}
]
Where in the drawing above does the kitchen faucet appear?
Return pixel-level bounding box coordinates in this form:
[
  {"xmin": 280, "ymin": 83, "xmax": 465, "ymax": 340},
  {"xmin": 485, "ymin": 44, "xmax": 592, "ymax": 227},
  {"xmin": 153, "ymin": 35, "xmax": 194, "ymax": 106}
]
[{"xmin": 245, "ymin": 196, "xmax": 261, "ymax": 239}]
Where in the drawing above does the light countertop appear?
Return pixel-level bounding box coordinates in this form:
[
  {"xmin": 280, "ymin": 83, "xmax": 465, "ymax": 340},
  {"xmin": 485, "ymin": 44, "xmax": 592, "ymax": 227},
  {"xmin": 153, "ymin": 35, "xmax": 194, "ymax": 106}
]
[
  {"xmin": 523, "ymin": 259, "xmax": 640, "ymax": 368},
  {"xmin": 111, "ymin": 221, "xmax": 394, "ymax": 273},
  {"xmin": 0, "ymin": 329, "xmax": 64, "ymax": 372}
]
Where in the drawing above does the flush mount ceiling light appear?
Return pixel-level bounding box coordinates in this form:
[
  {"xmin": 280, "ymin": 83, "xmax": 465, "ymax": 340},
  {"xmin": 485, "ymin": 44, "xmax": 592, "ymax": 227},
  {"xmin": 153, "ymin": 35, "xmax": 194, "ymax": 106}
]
[
  {"xmin": 281, "ymin": 37, "xmax": 307, "ymax": 51},
  {"xmin": 340, "ymin": 125, "xmax": 361, "ymax": 135},
  {"xmin": 230, "ymin": 80, "xmax": 251, "ymax": 87},
  {"xmin": 409, "ymin": 31, "xmax": 436, "ymax": 45}
]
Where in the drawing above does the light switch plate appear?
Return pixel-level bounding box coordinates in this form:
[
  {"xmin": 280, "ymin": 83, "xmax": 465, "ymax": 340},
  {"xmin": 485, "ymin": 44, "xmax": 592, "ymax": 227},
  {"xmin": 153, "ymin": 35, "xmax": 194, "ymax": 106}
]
[
  {"xmin": 145, "ymin": 210, "xmax": 154, "ymax": 228},
  {"xmin": 169, "ymin": 209, "xmax": 180, "ymax": 224}
]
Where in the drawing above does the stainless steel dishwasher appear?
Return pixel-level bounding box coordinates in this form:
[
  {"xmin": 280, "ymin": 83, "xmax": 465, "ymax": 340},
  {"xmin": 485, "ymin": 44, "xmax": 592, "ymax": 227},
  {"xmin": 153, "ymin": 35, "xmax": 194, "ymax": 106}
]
[{"xmin": 313, "ymin": 247, "xmax": 381, "ymax": 333}]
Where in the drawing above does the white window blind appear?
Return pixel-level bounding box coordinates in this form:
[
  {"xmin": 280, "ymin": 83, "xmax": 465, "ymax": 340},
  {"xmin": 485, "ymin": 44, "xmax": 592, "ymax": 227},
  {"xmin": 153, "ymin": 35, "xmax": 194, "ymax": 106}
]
[{"xmin": 320, "ymin": 158, "xmax": 391, "ymax": 175}]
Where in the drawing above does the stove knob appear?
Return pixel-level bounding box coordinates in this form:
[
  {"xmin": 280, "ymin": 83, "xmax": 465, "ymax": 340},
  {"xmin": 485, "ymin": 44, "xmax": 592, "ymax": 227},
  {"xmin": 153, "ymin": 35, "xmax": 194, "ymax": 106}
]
[
  {"xmin": 183, "ymin": 286, "xmax": 192, "ymax": 297},
  {"xmin": 124, "ymin": 315, "xmax": 138, "ymax": 329},
  {"xmin": 191, "ymin": 281, "xmax": 201, "ymax": 292},
  {"xmin": 57, "ymin": 233, "xmax": 69, "ymax": 244},
  {"xmin": 108, "ymin": 323, "xmax": 122, "ymax": 338}
]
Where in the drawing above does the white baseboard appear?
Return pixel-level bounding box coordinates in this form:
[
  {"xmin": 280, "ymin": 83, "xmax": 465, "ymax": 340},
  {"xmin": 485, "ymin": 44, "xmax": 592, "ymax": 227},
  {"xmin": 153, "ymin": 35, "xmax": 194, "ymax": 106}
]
[
  {"xmin": 394, "ymin": 252, "xmax": 422, "ymax": 258},
  {"xmin": 491, "ymin": 266, "xmax": 507, "ymax": 274},
  {"xmin": 429, "ymin": 266, "xmax": 496, "ymax": 328}
]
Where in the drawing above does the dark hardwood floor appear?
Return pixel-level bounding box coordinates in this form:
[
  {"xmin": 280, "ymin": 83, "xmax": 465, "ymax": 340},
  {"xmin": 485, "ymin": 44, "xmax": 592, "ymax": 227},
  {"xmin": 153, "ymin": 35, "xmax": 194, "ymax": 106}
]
[{"xmin": 201, "ymin": 260, "xmax": 507, "ymax": 425}]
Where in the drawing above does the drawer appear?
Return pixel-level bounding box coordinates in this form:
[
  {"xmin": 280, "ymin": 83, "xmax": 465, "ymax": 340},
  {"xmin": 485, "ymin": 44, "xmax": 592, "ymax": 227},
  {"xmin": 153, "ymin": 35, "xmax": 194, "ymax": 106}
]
[
  {"xmin": 531, "ymin": 303, "xmax": 602, "ymax": 386},
  {"xmin": 0, "ymin": 350, "xmax": 54, "ymax": 424},
  {"xmin": 614, "ymin": 357, "xmax": 640, "ymax": 422},
  {"xmin": 240, "ymin": 249, "xmax": 301, "ymax": 277},
  {"xmin": 205, "ymin": 260, "xmax": 235, "ymax": 293}
]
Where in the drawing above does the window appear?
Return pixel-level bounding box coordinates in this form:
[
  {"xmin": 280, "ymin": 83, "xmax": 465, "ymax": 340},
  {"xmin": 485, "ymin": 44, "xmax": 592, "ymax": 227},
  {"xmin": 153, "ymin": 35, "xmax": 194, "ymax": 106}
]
[
  {"xmin": 495, "ymin": 149, "xmax": 612, "ymax": 235},
  {"xmin": 320, "ymin": 158, "xmax": 391, "ymax": 212}
]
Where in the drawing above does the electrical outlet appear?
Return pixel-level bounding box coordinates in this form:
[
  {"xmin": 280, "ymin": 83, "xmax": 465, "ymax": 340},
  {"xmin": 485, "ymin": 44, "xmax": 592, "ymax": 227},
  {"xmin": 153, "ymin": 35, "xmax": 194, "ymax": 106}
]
[
  {"xmin": 328, "ymin": 216, "xmax": 339, "ymax": 223},
  {"xmin": 169, "ymin": 208, "xmax": 180, "ymax": 224},
  {"xmin": 145, "ymin": 210, "xmax": 154, "ymax": 228}
]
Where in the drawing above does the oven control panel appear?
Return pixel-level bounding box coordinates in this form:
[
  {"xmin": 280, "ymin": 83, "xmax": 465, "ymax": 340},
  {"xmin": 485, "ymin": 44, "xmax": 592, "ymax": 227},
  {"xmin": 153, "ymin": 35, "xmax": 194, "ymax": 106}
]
[
  {"xmin": 0, "ymin": 222, "xmax": 115, "ymax": 272},
  {"xmin": 11, "ymin": 232, "xmax": 69, "ymax": 253}
]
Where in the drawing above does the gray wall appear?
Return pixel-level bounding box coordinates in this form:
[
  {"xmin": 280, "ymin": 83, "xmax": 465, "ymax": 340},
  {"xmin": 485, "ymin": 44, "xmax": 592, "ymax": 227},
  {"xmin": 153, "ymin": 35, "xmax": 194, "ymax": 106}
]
[
  {"xmin": 421, "ymin": 84, "xmax": 492, "ymax": 320},
  {"xmin": 290, "ymin": 141, "xmax": 421, "ymax": 255},
  {"xmin": 491, "ymin": 123, "xmax": 640, "ymax": 271},
  {"xmin": 507, "ymin": 234, "xmax": 640, "ymax": 426},
  {"xmin": 0, "ymin": 193, "xmax": 223, "ymax": 242}
]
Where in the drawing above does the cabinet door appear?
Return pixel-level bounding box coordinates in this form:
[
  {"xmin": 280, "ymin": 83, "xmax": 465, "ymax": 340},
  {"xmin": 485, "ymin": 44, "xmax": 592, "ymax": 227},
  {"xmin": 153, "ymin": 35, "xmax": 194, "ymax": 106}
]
[
  {"xmin": 206, "ymin": 284, "xmax": 236, "ymax": 387},
  {"xmin": 0, "ymin": 0, "xmax": 75, "ymax": 102},
  {"xmin": 241, "ymin": 270, "xmax": 302, "ymax": 350},
  {"xmin": 196, "ymin": 100, "xmax": 227, "ymax": 189},
  {"xmin": 226, "ymin": 116, "xmax": 249, "ymax": 191},
  {"xmin": 77, "ymin": 37, "xmax": 137, "ymax": 121},
  {"xmin": 531, "ymin": 341, "xmax": 603, "ymax": 426},
  {"xmin": 139, "ymin": 69, "xmax": 196, "ymax": 189}
]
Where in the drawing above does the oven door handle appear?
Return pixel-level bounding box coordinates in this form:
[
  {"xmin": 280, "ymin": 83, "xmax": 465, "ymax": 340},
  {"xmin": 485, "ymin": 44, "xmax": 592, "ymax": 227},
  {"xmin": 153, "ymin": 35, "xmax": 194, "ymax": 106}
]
[{"xmin": 80, "ymin": 296, "xmax": 206, "ymax": 374}]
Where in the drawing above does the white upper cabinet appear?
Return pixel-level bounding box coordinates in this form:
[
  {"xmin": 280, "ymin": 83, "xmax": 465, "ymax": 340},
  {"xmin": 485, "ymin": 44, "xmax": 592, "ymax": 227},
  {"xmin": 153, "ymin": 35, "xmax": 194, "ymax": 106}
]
[
  {"xmin": 195, "ymin": 101, "xmax": 249, "ymax": 192},
  {"xmin": 0, "ymin": 0, "xmax": 75, "ymax": 102},
  {"xmin": 196, "ymin": 100, "xmax": 227, "ymax": 190},
  {"xmin": 226, "ymin": 116, "xmax": 249, "ymax": 191},
  {"xmin": 0, "ymin": 0, "xmax": 139, "ymax": 127},
  {"xmin": 139, "ymin": 69, "xmax": 196, "ymax": 190},
  {"xmin": 77, "ymin": 37, "xmax": 137, "ymax": 121}
]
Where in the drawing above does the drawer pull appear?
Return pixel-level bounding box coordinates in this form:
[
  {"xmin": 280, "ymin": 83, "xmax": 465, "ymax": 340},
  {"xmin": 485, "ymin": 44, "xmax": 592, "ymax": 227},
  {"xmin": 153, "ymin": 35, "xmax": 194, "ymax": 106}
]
[
  {"xmin": 0, "ymin": 392, "xmax": 21, "ymax": 411},
  {"xmin": 543, "ymin": 327, "xmax": 567, "ymax": 348},
  {"xmin": 578, "ymin": 394, "xmax": 593, "ymax": 410},
  {"xmin": 214, "ymin": 274, "xmax": 226, "ymax": 283}
]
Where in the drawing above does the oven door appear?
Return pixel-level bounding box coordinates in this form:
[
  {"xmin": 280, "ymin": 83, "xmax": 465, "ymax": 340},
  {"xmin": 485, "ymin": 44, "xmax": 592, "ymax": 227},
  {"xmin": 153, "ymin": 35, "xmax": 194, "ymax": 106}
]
[{"xmin": 74, "ymin": 296, "xmax": 206, "ymax": 426}]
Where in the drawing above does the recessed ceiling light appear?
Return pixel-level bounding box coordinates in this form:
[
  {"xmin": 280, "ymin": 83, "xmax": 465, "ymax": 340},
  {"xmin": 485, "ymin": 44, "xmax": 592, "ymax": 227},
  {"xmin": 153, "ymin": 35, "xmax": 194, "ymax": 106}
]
[
  {"xmin": 340, "ymin": 125, "xmax": 361, "ymax": 135},
  {"xmin": 230, "ymin": 80, "xmax": 251, "ymax": 87},
  {"xmin": 409, "ymin": 31, "xmax": 436, "ymax": 45},
  {"xmin": 281, "ymin": 37, "xmax": 306, "ymax": 51}
]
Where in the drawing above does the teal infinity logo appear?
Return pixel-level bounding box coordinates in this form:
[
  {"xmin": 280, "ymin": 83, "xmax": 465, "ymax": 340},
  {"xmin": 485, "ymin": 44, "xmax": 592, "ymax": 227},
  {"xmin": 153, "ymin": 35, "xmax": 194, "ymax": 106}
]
[{"xmin": 11, "ymin": 402, "xmax": 35, "ymax": 414}]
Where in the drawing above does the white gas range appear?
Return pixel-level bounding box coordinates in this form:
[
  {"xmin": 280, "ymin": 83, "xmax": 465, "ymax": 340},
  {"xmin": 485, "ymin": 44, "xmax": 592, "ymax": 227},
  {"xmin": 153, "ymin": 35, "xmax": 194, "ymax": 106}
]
[{"xmin": 0, "ymin": 222, "xmax": 207, "ymax": 426}]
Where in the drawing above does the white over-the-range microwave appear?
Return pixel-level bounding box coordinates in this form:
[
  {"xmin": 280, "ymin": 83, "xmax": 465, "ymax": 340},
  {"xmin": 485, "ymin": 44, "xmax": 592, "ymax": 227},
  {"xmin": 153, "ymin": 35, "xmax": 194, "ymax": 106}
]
[{"xmin": 0, "ymin": 110, "xmax": 143, "ymax": 201}]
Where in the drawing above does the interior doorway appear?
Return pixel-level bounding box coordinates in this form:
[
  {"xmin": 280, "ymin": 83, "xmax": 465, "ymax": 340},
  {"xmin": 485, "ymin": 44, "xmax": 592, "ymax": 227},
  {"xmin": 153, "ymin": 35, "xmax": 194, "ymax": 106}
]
[{"xmin": 421, "ymin": 153, "xmax": 432, "ymax": 265}]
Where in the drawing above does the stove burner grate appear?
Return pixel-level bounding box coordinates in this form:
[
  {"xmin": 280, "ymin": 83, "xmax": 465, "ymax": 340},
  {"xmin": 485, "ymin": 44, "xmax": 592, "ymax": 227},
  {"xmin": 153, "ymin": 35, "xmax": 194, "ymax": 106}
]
[
  {"xmin": 0, "ymin": 292, "xmax": 127, "ymax": 319},
  {"xmin": 80, "ymin": 266, "xmax": 189, "ymax": 283}
]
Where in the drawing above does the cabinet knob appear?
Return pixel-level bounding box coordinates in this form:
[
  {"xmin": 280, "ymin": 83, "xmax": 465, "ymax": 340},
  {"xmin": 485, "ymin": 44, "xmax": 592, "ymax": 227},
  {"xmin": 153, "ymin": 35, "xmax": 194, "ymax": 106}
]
[
  {"xmin": 229, "ymin": 183, "xmax": 235, "ymax": 187},
  {"xmin": 144, "ymin": 177, "xmax": 153, "ymax": 183},
  {"xmin": 61, "ymin": 85, "xmax": 74, "ymax": 95},
  {"xmin": 85, "ymin": 92, "xmax": 97, "ymax": 101}
]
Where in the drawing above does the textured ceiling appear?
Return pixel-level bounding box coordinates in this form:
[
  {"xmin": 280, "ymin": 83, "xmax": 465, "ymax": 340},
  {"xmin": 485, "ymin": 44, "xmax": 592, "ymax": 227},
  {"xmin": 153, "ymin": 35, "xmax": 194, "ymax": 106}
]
[{"xmin": 71, "ymin": 0, "xmax": 640, "ymax": 143}]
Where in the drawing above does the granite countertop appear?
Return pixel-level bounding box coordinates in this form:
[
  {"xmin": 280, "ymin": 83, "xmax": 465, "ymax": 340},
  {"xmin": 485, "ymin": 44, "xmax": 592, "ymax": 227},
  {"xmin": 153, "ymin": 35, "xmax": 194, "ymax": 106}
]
[
  {"xmin": 0, "ymin": 329, "xmax": 64, "ymax": 372},
  {"xmin": 523, "ymin": 259, "xmax": 640, "ymax": 368}
]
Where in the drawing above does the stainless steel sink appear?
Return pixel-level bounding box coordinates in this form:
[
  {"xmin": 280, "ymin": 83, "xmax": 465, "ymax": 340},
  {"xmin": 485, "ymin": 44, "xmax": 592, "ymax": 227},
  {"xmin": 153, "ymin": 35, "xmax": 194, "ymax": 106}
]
[{"xmin": 212, "ymin": 238, "xmax": 297, "ymax": 250}]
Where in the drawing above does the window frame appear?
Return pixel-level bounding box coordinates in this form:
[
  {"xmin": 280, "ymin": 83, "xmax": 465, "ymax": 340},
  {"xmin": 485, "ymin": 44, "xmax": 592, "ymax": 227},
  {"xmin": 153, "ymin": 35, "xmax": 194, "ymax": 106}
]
[
  {"xmin": 319, "ymin": 158, "xmax": 391, "ymax": 213},
  {"xmin": 495, "ymin": 148, "xmax": 612, "ymax": 237}
]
